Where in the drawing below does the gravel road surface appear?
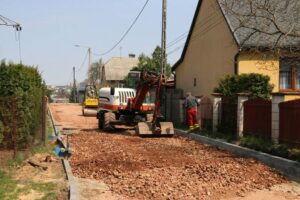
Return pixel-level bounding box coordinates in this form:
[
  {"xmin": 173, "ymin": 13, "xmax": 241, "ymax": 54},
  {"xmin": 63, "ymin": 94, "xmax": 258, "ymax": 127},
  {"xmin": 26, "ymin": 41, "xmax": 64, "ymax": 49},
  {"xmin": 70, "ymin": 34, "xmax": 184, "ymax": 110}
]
[{"xmin": 50, "ymin": 103, "xmax": 300, "ymax": 200}]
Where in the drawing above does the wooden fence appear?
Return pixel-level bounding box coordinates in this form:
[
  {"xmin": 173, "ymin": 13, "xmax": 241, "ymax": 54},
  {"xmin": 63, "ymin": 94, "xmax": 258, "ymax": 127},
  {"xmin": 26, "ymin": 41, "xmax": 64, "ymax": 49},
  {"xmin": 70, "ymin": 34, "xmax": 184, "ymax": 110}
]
[
  {"xmin": 279, "ymin": 99, "xmax": 300, "ymax": 147},
  {"xmin": 243, "ymin": 99, "xmax": 272, "ymax": 139}
]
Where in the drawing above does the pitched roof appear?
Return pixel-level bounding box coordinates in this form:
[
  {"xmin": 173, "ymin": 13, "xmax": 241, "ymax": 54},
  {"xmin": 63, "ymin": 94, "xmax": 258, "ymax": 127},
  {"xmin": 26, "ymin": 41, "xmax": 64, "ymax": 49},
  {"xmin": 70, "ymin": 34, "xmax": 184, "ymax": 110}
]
[
  {"xmin": 104, "ymin": 57, "xmax": 139, "ymax": 81},
  {"xmin": 218, "ymin": 0, "xmax": 300, "ymax": 49},
  {"xmin": 172, "ymin": 0, "xmax": 300, "ymax": 71}
]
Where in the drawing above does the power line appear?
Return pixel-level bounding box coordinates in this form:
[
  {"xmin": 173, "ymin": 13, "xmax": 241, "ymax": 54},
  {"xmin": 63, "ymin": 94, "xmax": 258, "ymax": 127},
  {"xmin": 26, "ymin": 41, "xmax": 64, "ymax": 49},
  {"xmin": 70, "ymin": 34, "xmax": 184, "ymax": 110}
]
[
  {"xmin": 0, "ymin": 14, "xmax": 22, "ymax": 31},
  {"xmin": 76, "ymin": 50, "xmax": 89, "ymax": 72},
  {"xmin": 167, "ymin": 12, "xmax": 219, "ymax": 49},
  {"xmin": 167, "ymin": 31, "xmax": 188, "ymax": 48},
  {"xmin": 167, "ymin": 16, "xmax": 223, "ymax": 56},
  {"xmin": 93, "ymin": 0, "xmax": 150, "ymax": 57}
]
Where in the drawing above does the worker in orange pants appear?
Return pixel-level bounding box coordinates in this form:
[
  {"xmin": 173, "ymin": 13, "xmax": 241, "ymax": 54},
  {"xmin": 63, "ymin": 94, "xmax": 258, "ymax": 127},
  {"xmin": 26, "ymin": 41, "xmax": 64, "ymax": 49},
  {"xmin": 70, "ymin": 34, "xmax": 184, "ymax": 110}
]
[{"xmin": 184, "ymin": 92, "xmax": 200, "ymax": 132}]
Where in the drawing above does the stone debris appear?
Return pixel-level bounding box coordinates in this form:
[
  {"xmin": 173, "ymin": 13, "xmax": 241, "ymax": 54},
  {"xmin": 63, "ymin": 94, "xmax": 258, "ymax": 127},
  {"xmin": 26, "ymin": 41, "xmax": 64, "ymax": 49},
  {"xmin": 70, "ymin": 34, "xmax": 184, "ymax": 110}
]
[{"xmin": 69, "ymin": 132, "xmax": 286, "ymax": 200}]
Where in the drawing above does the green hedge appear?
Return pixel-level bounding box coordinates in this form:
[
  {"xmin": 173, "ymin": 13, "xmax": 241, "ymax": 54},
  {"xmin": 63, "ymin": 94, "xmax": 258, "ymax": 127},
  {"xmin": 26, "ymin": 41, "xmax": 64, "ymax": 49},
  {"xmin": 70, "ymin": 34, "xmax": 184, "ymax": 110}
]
[
  {"xmin": 0, "ymin": 61, "xmax": 44, "ymax": 148},
  {"xmin": 214, "ymin": 73, "xmax": 274, "ymax": 99}
]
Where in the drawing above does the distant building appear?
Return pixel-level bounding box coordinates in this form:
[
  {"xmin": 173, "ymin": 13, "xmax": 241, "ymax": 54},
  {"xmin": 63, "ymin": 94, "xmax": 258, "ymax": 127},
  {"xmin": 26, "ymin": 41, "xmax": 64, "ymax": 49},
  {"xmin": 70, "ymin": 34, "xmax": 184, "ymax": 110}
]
[{"xmin": 101, "ymin": 55, "xmax": 139, "ymax": 87}]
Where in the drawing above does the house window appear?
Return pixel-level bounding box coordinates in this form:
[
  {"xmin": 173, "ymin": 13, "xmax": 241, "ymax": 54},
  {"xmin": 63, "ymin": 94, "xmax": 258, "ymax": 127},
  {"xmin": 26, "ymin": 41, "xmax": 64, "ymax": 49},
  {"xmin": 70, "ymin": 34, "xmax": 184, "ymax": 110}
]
[
  {"xmin": 280, "ymin": 65, "xmax": 292, "ymax": 89},
  {"xmin": 280, "ymin": 58, "xmax": 300, "ymax": 91},
  {"xmin": 194, "ymin": 78, "xmax": 197, "ymax": 87}
]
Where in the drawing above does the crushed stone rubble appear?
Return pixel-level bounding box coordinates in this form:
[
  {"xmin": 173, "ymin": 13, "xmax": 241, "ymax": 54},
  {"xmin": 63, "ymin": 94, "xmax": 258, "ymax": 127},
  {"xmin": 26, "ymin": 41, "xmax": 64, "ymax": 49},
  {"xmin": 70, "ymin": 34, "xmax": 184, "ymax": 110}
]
[{"xmin": 69, "ymin": 132, "xmax": 286, "ymax": 200}]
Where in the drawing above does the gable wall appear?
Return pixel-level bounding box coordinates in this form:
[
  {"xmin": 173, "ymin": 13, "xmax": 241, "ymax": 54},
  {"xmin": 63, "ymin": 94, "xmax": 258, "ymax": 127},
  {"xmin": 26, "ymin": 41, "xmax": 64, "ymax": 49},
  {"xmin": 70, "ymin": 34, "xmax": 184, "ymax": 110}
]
[
  {"xmin": 237, "ymin": 52, "xmax": 280, "ymax": 92},
  {"xmin": 175, "ymin": 0, "xmax": 238, "ymax": 97}
]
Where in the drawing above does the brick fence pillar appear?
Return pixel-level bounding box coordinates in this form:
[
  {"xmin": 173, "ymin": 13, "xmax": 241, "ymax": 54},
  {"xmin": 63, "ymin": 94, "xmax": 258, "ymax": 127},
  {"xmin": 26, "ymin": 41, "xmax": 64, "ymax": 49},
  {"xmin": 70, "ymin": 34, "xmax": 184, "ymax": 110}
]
[
  {"xmin": 212, "ymin": 93, "xmax": 222, "ymax": 133},
  {"xmin": 271, "ymin": 93, "xmax": 285, "ymax": 143},
  {"xmin": 236, "ymin": 93, "xmax": 249, "ymax": 138}
]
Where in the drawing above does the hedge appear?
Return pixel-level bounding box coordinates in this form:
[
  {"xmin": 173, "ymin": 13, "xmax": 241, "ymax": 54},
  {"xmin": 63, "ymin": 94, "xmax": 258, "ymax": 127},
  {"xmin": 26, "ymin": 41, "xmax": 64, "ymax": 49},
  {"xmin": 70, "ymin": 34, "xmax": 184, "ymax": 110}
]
[
  {"xmin": 214, "ymin": 73, "xmax": 274, "ymax": 99},
  {"xmin": 0, "ymin": 61, "xmax": 44, "ymax": 148}
]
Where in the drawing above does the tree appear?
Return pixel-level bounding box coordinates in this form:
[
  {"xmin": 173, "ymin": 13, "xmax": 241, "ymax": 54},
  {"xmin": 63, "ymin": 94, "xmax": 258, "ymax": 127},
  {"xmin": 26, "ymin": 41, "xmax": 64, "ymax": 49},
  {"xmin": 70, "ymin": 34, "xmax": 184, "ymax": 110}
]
[
  {"xmin": 88, "ymin": 59, "xmax": 104, "ymax": 85},
  {"xmin": 132, "ymin": 46, "xmax": 171, "ymax": 76},
  {"xmin": 219, "ymin": 0, "xmax": 300, "ymax": 55}
]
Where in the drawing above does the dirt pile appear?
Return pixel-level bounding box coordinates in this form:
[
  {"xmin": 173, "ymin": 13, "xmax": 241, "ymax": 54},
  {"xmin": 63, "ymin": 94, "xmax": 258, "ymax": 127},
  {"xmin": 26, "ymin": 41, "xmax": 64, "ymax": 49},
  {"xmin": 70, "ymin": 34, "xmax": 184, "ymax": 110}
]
[{"xmin": 70, "ymin": 132, "xmax": 286, "ymax": 200}]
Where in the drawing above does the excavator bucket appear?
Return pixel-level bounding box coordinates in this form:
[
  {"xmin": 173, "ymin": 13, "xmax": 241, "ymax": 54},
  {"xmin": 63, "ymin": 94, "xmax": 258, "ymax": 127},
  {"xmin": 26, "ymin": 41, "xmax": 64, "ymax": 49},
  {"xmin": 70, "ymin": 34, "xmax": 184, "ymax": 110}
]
[
  {"xmin": 159, "ymin": 122, "xmax": 174, "ymax": 135},
  {"xmin": 137, "ymin": 122, "xmax": 174, "ymax": 136},
  {"xmin": 137, "ymin": 122, "xmax": 152, "ymax": 135}
]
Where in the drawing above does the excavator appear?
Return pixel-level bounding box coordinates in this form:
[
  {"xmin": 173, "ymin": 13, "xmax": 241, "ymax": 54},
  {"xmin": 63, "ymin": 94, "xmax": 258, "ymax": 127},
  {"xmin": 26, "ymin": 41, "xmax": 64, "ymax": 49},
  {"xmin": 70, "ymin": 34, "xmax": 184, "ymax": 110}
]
[{"xmin": 97, "ymin": 70, "xmax": 174, "ymax": 135}]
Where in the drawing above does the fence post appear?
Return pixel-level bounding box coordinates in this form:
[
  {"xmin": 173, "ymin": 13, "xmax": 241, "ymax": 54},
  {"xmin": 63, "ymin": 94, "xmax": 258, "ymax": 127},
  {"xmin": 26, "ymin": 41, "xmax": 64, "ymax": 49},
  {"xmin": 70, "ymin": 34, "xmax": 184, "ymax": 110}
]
[
  {"xmin": 212, "ymin": 93, "xmax": 222, "ymax": 133},
  {"xmin": 271, "ymin": 93, "xmax": 285, "ymax": 143},
  {"xmin": 236, "ymin": 93, "xmax": 249, "ymax": 138},
  {"xmin": 42, "ymin": 96, "xmax": 48, "ymax": 145}
]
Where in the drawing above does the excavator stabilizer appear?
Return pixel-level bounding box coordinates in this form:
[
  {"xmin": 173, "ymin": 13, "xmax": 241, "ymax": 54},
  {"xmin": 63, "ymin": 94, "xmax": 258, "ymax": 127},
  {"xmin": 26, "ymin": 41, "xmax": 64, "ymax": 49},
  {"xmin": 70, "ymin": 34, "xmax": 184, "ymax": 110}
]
[{"xmin": 137, "ymin": 122, "xmax": 174, "ymax": 136}]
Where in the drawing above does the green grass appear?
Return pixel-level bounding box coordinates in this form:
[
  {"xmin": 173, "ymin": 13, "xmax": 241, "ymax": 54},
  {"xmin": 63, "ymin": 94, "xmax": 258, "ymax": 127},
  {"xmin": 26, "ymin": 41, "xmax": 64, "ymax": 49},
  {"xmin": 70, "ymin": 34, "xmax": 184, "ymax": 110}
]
[
  {"xmin": 0, "ymin": 170, "xmax": 18, "ymax": 200},
  {"xmin": 0, "ymin": 116, "xmax": 60, "ymax": 200},
  {"xmin": 0, "ymin": 171, "xmax": 58, "ymax": 200},
  {"xmin": 175, "ymin": 125, "xmax": 300, "ymax": 162},
  {"xmin": 7, "ymin": 153, "xmax": 26, "ymax": 167},
  {"xmin": 30, "ymin": 143, "xmax": 55, "ymax": 156},
  {"xmin": 240, "ymin": 136, "xmax": 300, "ymax": 162},
  {"xmin": 196, "ymin": 129, "xmax": 236, "ymax": 142}
]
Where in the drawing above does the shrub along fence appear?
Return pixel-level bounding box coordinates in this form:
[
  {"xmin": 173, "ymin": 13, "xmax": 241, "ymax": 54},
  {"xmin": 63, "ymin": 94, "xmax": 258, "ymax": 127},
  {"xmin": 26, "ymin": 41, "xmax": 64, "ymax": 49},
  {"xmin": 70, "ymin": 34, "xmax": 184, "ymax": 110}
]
[{"xmin": 0, "ymin": 61, "xmax": 46, "ymax": 156}]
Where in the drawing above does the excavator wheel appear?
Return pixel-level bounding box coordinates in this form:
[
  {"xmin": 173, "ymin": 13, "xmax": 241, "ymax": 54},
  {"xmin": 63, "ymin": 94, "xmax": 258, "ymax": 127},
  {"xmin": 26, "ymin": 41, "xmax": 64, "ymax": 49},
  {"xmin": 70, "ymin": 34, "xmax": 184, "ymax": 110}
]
[
  {"xmin": 104, "ymin": 112, "xmax": 116, "ymax": 131},
  {"xmin": 98, "ymin": 114, "xmax": 104, "ymax": 130}
]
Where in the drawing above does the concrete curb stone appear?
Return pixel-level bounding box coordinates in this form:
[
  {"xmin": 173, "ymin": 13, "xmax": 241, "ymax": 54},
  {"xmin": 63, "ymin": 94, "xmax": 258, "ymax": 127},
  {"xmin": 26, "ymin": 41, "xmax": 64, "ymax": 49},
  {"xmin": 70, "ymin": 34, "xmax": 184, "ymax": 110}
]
[{"xmin": 48, "ymin": 105, "xmax": 79, "ymax": 200}]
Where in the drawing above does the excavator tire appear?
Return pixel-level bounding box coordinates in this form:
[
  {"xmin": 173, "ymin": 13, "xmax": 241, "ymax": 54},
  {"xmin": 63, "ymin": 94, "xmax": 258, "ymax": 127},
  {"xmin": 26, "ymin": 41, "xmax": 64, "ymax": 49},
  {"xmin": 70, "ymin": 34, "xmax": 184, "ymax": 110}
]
[
  {"xmin": 98, "ymin": 114, "xmax": 104, "ymax": 130},
  {"xmin": 104, "ymin": 112, "xmax": 116, "ymax": 131}
]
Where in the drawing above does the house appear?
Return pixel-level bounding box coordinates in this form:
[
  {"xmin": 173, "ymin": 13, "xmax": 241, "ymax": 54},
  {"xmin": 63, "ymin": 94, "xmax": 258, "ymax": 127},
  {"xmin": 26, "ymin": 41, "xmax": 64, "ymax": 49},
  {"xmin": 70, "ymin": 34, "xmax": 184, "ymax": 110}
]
[
  {"xmin": 172, "ymin": 0, "xmax": 300, "ymax": 101},
  {"xmin": 101, "ymin": 55, "xmax": 139, "ymax": 87}
]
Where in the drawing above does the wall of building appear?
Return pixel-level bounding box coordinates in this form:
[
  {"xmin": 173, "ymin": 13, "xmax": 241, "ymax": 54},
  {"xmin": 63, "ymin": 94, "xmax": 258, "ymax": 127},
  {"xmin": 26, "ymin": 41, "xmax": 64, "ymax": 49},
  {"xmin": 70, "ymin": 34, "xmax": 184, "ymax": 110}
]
[
  {"xmin": 175, "ymin": 0, "xmax": 238, "ymax": 97},
  {"xmin": 237, "ymin": 52, "xmax": 280, "ymax": 92},
  {"xmin": 285, "ymin": 95, "xmax": 300, "ymax": 101}
]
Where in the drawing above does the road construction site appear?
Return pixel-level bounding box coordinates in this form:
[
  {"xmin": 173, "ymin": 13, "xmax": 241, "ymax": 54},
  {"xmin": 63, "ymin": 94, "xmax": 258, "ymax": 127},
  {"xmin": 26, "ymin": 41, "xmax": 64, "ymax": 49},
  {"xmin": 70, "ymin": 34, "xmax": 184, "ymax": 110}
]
[{"xmin": 50, "ymin": 103, "xmax": 300, "ymax": 200}]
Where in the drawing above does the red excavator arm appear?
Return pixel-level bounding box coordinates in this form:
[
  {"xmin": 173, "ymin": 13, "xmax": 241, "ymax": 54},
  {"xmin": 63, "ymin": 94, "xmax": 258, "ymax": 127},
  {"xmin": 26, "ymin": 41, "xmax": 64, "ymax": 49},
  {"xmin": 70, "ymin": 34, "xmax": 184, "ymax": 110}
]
[{"xmin": 126, "ymin": 70, "xmax": 173, "ymax": 123}]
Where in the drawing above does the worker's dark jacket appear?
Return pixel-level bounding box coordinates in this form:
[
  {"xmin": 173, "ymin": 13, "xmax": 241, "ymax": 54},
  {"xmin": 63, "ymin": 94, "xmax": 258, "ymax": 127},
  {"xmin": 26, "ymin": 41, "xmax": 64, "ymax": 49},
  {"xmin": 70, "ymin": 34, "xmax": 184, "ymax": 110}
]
[{"xmin": 184, "ymin": 96, "xmax": 199, "ymax": 110}]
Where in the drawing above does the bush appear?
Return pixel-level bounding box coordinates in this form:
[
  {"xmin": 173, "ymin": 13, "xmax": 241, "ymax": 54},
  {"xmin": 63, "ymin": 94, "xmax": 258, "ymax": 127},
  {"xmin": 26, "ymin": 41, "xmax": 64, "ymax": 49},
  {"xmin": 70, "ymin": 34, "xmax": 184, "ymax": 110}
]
[
  {"xmin": 214, "ymin": 73, "xmax": 274, "ymax": 99},
  {"xmin": 0, "ymin": 61, "xmax": 44, "ymax": 148},
  {"xmin": 240, "ymin": 136, "xmax": 300, "ymax": 162}
]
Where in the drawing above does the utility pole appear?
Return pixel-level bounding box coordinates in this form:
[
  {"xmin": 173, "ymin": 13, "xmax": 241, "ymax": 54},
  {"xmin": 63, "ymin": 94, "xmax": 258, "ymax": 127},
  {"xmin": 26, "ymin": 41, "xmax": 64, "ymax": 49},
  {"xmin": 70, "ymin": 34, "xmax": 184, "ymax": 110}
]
[
  {"xmin": 161, "ymin": 0, "xmax": 167, "ymax": 74},
  {"xmin": 88, "ymin": 47, "xmax": 92, "ymax": 83},
  {"xmin": 73, "ymin": 66, "xmax": 77, "ymax": 103}
]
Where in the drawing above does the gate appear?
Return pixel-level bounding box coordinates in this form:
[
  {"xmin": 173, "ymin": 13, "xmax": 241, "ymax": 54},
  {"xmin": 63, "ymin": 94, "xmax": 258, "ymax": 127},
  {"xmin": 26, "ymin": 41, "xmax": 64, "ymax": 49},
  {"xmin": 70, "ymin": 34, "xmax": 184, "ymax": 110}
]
[
  {"xmin": 279, "ymin": 99, "xmax": 300, "ymax": 147},
  {"xmin": 219, "ymin": 96, "xmax": 237, "ymax": 134},
  {"xmin": 243, "ymin": 99, "xmax": 271, "ymax": 138}
]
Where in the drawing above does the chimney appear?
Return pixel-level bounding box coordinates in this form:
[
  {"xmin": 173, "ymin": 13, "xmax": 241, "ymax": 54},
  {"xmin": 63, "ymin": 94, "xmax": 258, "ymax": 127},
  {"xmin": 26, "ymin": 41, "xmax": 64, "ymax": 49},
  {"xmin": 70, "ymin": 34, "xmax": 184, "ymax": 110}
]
[{"xmin": 129, "ymin": 54, "xmax": 136, "ymax": 58}]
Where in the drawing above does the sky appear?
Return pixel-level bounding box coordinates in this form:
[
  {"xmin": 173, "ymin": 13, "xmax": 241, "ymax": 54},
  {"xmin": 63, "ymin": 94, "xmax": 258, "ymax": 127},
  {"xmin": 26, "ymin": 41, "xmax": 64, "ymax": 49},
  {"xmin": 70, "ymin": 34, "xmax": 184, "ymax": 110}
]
[{"xmin": 0, "ymin": 0, "xmax": 198, "ymax": 85}]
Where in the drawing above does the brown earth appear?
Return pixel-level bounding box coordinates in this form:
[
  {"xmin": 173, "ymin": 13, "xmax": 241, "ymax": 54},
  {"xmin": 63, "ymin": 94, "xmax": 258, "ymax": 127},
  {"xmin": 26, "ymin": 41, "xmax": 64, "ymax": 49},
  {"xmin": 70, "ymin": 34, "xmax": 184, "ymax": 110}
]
[
  {"xmin": 50, "ymin": 103, "xmax": 300, "ymax": 200},
  {"xmin": 14, "ymin": 153, "xmax": 68, "ymax": 200}
]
